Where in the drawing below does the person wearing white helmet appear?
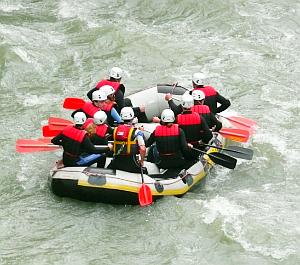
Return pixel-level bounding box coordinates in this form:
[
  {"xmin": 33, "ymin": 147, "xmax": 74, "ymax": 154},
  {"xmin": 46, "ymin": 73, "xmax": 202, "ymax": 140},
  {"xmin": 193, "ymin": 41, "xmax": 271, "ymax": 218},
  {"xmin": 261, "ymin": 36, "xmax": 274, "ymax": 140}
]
[
  {"xmin": 192, "ymin": 90, "xmax": 222, "ymax": 132},
  {"xmin": 176, "ymin": 94, "xmax": 212, "ymax": 159},
  {"xmin": 146, "ymin": 109, "xmax": 193, "ymax": 171},
  {"xmin": 192, "ymin": 72, "xmax": 230, "ymax": 114},
  {"xmin": 72, "ymin": 90, "xmax": 122, "ymax": 126},
  {"xmin": 51, "ymin": 112, "xmax": 112, "ymax": 168},
  {"xmin": 87, "ymin": 66, "xmax": 126, "ymax": 113},
  {"xmin": 108, "ymin": 107, "xmax": 146, "ymax": 173},
  {"xmin": 83, "ymin": 111, "xmax": 114, "ymax": 146}
]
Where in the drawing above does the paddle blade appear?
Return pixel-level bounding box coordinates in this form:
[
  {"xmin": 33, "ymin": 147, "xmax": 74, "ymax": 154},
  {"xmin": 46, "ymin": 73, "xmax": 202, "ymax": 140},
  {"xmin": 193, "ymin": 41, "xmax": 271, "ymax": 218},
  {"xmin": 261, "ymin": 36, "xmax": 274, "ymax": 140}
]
[
  {"xmin": 219, "ymin": 128, "xmax": 250, "ymax": 143},
  {"xmin": 63, "ymin": 97, "xmax": 85, "ymax": 110},
  {"xmin": 16, "ymin": 139, "xmax": 59, "ymax": 153},
  {"xmin": 42, "ymin": 125, "xmax": 62, "ymax": 137},
  {"xmin": 37, "ymin": 137, "xmax": 53, "ymax": 144},
  {"xmin": 222, "ymin": 146, "xmax": 254, "ymax": 160},
  {"xmin": 48, "ymin": 116, "xmax": 73, "ymax": 126},
  {"xmin": 207, "ymin": 152, "xmax": 237, "ymax": 169},
  {"xmin": 138, "ymin": 184, "xmax": 153, "ymax": 207}
]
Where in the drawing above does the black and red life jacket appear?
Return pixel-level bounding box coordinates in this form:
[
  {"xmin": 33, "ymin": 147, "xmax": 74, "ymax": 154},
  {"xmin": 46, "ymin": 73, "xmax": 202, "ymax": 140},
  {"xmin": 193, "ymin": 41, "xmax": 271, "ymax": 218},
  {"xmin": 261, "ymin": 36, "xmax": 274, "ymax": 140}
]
[
  {"xmin": 95, "ymin": 79, "xmax": 121, "ymax": 94},
  {"xmin": 153, "ymin": 124, "xmax": 181, "ymax": 155},
  {"xmin": 61, "ymin": 125, "xmax": 87, "ymax": 156},
  {"xmin": 83, "ymin": 118, "xmax": 108, "ymax": 138},
  {"xmin": 113, "ymin": 124, "xmax": 137, "ymax": 156},
  {"xmin": 177, "ymin": 111, "xmax": 202, "ymax": 144},
  {"xmin": 193, "ymin": 86, "xmax": 217, "ymax": 114}
]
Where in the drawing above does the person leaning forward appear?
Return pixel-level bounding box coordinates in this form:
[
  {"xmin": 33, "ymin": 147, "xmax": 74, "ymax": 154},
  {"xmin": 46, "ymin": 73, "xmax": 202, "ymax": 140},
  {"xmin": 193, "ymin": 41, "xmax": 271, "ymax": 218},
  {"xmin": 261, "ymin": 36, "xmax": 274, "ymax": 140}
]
[{"xmin": 51, "ymin": 112, "xmax": 112, "ymax": 168}]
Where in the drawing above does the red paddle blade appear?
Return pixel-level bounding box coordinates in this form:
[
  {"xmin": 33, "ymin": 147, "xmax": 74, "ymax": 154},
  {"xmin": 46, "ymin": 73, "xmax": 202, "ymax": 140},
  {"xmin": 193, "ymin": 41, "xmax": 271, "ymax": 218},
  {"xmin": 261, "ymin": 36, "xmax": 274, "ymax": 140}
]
[
  {"xmin": 16, "ymin": 139, "xmax": 59, "ymax": 153},
  {"xmin": 37, "ymin": 137, "xmax": 52, "ymax": 144},
  {"xmin": 225, "ymin": 115, "xmax": 257, "ymax": 128},
  {"xmin": 219, "ymin": 128, "xmax": 250, "ymax": 143},
  {"xmin": 48, "ymin": 124, "xmax": 68, "ymax": 131},
  {"xmin": 63, "ymin": 97, "xmax": 85, "ymax": 110},
  {"xmin": 48, "ymin": 116, "xmax": 73, "ymax": 126},
  {"xmin": 42, "ymin": 125, "xmax": 62, "ymax": 137},
  {"xmin": 138, "ymin": 184, "xmax": 153, "ymax": 207}
]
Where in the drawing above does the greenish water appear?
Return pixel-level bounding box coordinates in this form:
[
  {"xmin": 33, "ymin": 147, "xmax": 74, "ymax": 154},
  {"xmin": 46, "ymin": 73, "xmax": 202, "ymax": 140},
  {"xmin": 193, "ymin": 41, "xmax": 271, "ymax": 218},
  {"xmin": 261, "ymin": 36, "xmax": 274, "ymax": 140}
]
[{"xmin": 0, "ymin": 1, "xmax": 299, "ymax": 264}]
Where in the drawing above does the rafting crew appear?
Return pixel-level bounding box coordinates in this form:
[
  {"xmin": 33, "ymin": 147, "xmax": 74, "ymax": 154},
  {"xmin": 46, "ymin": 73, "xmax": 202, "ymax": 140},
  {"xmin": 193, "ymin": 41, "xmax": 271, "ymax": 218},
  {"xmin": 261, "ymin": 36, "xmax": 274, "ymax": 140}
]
[
  {"xmin": 71, "ymin": 90, "xmax": 122, "ymax": 126},
  {"xmin": 192, "ymin": 72, "xmax": 231, "ymax": 114},
  {"xmin": 51, "ymin": 112, "xmax": 112, "ymax": 168},
  {"xmin": 146, "ymin": 109, "xmax": 195, "ymax": 171},
  {"xmin": 108, "ymin": 107, "xmax": 147, "ymax": 173}
]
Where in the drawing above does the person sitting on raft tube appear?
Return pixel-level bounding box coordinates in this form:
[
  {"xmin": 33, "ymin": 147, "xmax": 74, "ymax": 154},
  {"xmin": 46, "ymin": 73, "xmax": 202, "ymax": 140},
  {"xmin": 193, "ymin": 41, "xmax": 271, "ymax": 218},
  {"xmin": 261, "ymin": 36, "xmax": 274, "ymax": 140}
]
[
  {"xmin": 163, "ymin": 90, "xmax": 222, "ymax": 132},
  {"xmin": 108, "ymin": 107, "xmax": 146, "ymax": 173},
  {"xmin": 191, "ymin": 90, "xmax": 222, "ymax": 132},
  {"xmin": 146, "ymin": 109, "xmax": 194, "ymax": 170},
  {"xmin": 83, "ymin": 110, "xmax": 114, "ymax": 145},
  {"xmin": 51, "ymin": 112, "xmax": 112, "ymax": 168},
  {"xmin": 192, "ymin": 72, "xmax": 231, "ymax": 114},
  {"xmin": 176, "ymin": 93, "xmax": 213, "ymax": 160},
  {"xmin": 87, "ymin": 67, "xmax": 126, "ymax": 113},
  {"xmin": 72, "ymin": 90, "xmax": 122, "ymax": 126}
]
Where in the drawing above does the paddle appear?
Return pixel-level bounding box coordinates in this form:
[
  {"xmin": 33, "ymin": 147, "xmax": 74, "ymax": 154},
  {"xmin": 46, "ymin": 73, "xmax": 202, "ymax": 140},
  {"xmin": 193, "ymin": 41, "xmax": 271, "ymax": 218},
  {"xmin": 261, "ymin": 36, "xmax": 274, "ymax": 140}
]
[
  {"xmin": 48, "ymin": 116, "xmax": 73, "ymax": 126},
  {"xmin": 42, "ymin": 125, "xmax": 63, "ymax": 137},
  {"xmin": 202, "ymin": 144, "xmax": 253, "ymax": 160},
  {"xmin": 63, "ymin": 97, "xmax": 85, "ymax": 110},
  {"xmin": 218, "ymin": 128, "xmax": 250, "ymax": 143},
  {"xmin": 217, "ymin": 114, "xmax": 257, "ymax": 130},
  {"xmin": 192, "ymin": 148, "xmax": 237, "ymax": 169},
  {"xmin": 138, "ymin": 165, "xmax": 153, "ymax": 207},
  {"xmin": 16, "ymin": 139, "xmax": 60, "ymax": 153}
]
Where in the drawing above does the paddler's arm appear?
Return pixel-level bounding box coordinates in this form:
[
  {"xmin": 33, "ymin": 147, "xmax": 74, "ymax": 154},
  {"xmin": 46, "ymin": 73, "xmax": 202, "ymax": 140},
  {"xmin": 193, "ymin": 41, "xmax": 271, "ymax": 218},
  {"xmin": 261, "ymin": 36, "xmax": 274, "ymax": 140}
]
[
  {"xmin": 82, "ymin": 136, "xmax": 112, "ymax": 154},
  {"xmin": 199, "ymin": 116, "xmax": 213, "ymax": 144},
  {"xmin": 215, "ymin": 93, "xmax": 231, "ymax": 113},
  {"xmin": 110, "ymin": 107, "xmax": 122, "ymax": 123},
  {"xmin": 51, "ymin": 134, "xmax": 63, "ymax": 145}
]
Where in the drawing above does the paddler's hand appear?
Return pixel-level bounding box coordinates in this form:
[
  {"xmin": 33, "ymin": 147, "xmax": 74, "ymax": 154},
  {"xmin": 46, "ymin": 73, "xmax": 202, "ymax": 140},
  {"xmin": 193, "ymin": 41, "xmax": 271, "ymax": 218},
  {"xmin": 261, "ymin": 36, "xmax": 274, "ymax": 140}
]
[
  {"xmin": 108, "ymin": 143, "xmax": 113, "ymax": 151},
  {"xmin": 165, "ymin": 93, "xmax": 172, "ymax": 101},
  {"xmin": 152, "ymin": 116, "xmax": 160, "ymax": 123},
  {"xmin": 188, "ymin": 143, "xmax": 193, "ymax": 149}
]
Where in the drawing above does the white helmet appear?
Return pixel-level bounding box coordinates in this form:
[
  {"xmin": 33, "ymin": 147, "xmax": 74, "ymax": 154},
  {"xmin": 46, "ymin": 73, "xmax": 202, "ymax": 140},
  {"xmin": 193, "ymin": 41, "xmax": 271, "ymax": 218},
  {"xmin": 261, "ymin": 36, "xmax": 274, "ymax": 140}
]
[
  {"xmin": 192, "ymin": 72, "xmax": 206, "ymax": 85},
  {"xmin": 92, "ymin": 90, "xmax": 107, "ymax": 101},
  {"xmin": 93, "ymin": 111, "xmax": 107, "ymax": 125},
  {"xmin": 120, "ymin": 107, "xmax": 134, "ymax": 121},
  {"xmin": 161, "ymin": 109, "xmax": 175, "ymax": 123},
  {"xmin": 73, "ymin": 112, "xmax": 87, "ymax": 125},
  {"xmin": 100, "ymin": 85, "xmax": 115, "ymax": 97},
  {"xmin": 109, "ymin": 67, "xmax": 123, "ymax": 79},
  {"xmin": 181, "ymin": 93, "xmax": 194, "ymax": 109},
  {"xmin": 192, "ymin": 90, "xmax": 205, "ymax": 101}
]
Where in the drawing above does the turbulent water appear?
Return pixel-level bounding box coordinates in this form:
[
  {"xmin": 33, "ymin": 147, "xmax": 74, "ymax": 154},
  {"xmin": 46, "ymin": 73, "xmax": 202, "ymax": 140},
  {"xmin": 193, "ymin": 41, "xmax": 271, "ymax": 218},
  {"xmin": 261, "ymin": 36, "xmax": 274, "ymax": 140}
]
[{"xmin": 0, "ymin": 0, "xmax": 299, "ymax": 264}]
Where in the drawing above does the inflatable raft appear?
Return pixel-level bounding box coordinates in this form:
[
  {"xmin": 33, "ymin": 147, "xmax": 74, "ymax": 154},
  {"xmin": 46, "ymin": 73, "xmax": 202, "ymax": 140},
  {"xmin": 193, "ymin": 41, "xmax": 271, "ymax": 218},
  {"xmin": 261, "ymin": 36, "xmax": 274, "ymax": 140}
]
[{"xmin": 50, "ymin": 84, "xmax": 229, "ymax": 205}]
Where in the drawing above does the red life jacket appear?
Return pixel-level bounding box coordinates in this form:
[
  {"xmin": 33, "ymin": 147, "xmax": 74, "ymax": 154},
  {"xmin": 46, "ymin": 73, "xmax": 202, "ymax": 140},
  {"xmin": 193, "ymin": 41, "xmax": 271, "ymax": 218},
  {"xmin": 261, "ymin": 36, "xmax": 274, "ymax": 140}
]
[
  {"xmin": 192, "ymin": 104, "xmax": 210, "ymax": 114},
  {"xmin": 193, "ymin": 86, "xmax": 217, "ymax": 97},
  {"xmin": 95, "ymin": 79, "xmax": 121, "ymax": 93},
  {"xmin": 62, "ymin": 125, "xmax": 86, "ymax": 143},
  {"xmin": 83, "ymin": 118, "xmax": 93, "ymax": 129},
  {"xmin": 113, "ymin": 124, "xmax": 137, "ymax": 156},
  {"xmin": 153, "ymin": 124, "xmax": 181, "ymax": 155},
  {"xmin": 100, "ymin": 102, "xmax": 113, "ymax": 112},
  {"xmin": 176, "ymin": 111, "xmax": 202, "ymax": 144},
  {"xmin": 96, "ymin": 124, "xmax": 108, "ymax": 138},
  {"xmin": 81, "ymin": 102, "xmax": 100, "ymax": 118}
]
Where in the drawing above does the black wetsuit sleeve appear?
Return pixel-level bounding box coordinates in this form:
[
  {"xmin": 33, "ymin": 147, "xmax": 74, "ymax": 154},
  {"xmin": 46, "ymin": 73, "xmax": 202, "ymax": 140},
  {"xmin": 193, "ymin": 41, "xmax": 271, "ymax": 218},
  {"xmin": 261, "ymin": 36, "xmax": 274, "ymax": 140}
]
[
  {"xmin": 146, "ymin": 132, "xmax": 155, "ymax": 147},
  {"xmin": 179, "ymin": 129, "xmax": 190, "ymax": 153},
  {"xmin": 210, "ymin": 113, "xmax": 222, "ymax": 132},
  {"xmin": 168, "ymin": 99, "xmax": 182, "ymax": 116},
  {"xmin": 81, "ymin": 136, "xmax": 110, "ymax": 154},
  {"xmin": 107, "ymin": 125, "xmax": 114, "ymax": 135},
  {"xmin": 115, "ymin": 89, "xmax": 125, "ymax": 112},
  {"xmin": 51, "ymin": 134, "xmax": 63, "ymax": 145},
  {"xmin": 87, "ymin": 87, "xmax": 97, "ymax": 101},
  {"xmin": 200, "ymin": 117, "xmax": 213, "ymax": 144},
  {"xmin": 216, "ymin": 93, "xmax": 231, "ymax": 113}
]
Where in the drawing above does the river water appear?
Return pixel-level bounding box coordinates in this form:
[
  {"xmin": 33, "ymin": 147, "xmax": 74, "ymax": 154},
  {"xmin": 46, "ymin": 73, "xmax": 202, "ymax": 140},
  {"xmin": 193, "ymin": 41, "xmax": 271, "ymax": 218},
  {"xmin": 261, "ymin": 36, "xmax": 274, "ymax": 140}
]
[{"xmin": 0, "ymin": 1, "xmax": 299, "ymax": 264}]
